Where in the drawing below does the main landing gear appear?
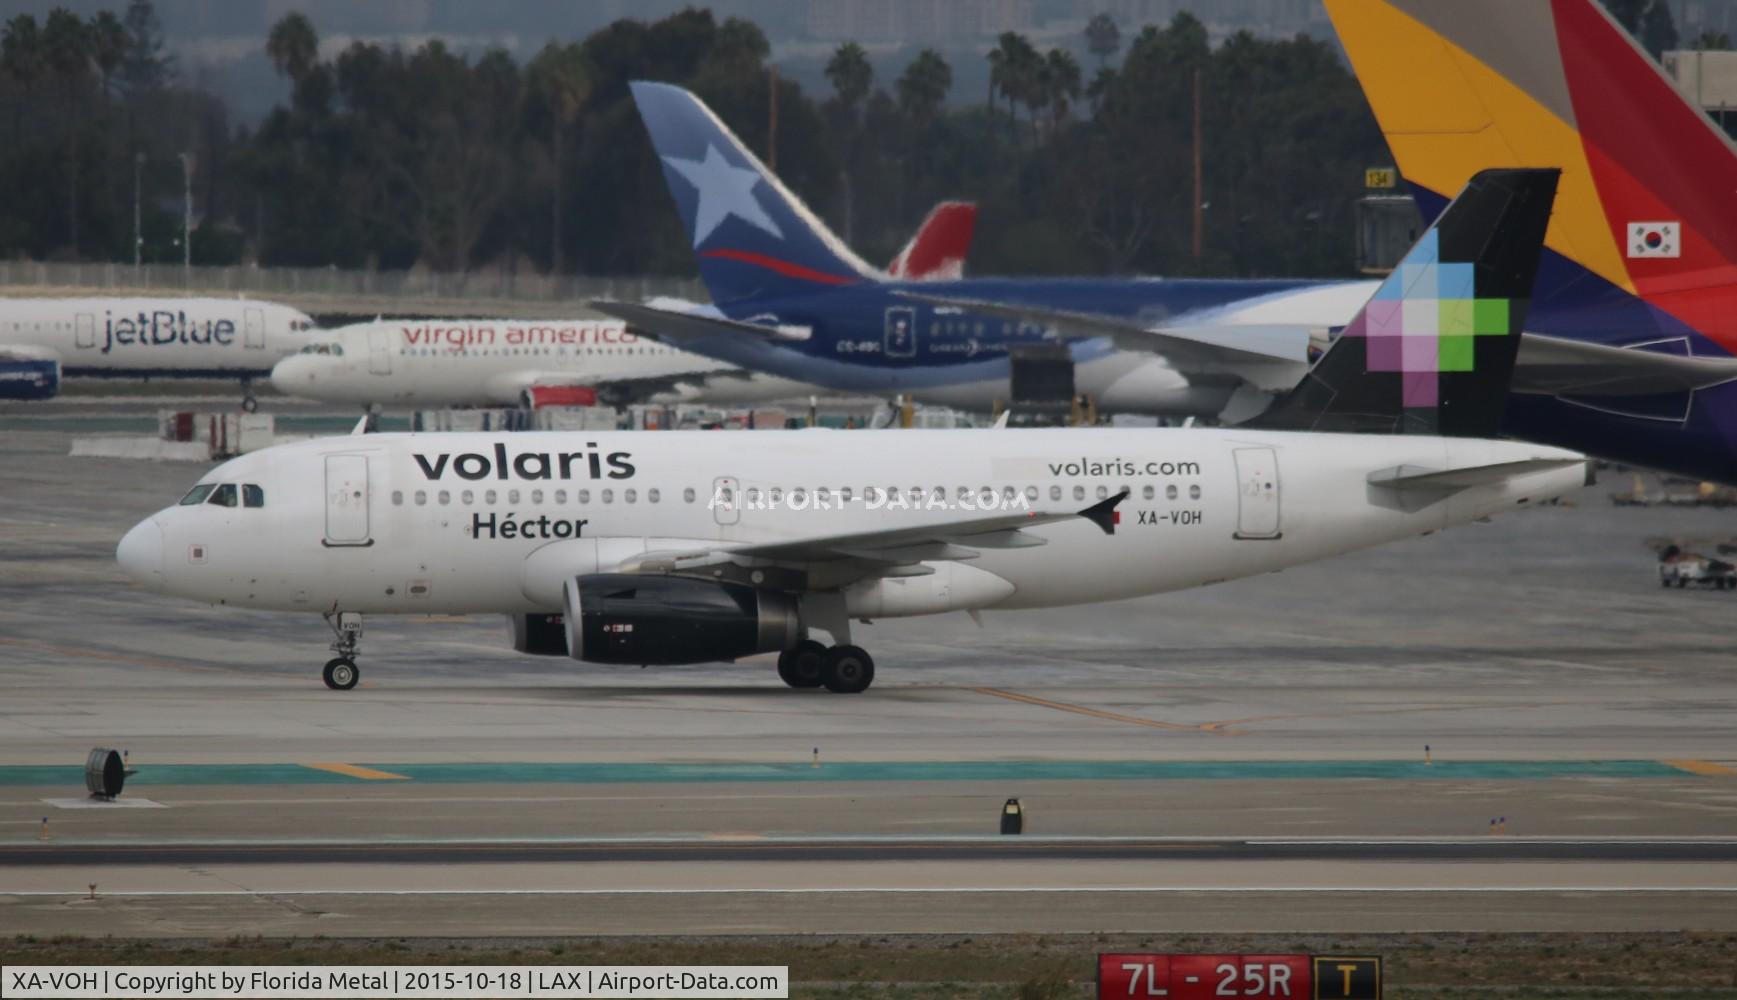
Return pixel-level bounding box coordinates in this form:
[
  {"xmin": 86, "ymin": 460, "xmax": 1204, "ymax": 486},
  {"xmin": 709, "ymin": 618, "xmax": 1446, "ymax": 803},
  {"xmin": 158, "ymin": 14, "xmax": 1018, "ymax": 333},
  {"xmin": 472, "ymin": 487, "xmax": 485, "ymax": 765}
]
[
  {"xmin": 322, "ymin": 609, "xmax": 362, "ymax": 690},
  {"xmin": 777, "ymin": 639, "xmax": 875, "ymax": 694}
]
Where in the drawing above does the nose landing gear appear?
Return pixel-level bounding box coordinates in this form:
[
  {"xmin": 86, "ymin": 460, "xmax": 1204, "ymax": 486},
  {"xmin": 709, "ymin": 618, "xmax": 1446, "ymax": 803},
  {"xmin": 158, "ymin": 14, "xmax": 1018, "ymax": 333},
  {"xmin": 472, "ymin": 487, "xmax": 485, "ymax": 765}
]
[
  {"xmin": 322, "ymin": 608, "xmax": 363, "ymax": 690},
  {"xmin": 240, "ymin": 376, "xmax": 259, "ymax": 413}
]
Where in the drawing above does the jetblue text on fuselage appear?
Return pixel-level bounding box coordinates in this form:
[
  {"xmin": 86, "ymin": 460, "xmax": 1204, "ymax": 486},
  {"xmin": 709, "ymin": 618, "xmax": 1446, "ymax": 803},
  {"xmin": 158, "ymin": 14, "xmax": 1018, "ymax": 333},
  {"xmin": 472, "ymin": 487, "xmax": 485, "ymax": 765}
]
[
  {"xmin": 414, "ymin": 443, "xmax": 636, "ymax": 481},
  {"xmin": 100, "ymin": 311, "xmax": 237, "ymax": 353}
]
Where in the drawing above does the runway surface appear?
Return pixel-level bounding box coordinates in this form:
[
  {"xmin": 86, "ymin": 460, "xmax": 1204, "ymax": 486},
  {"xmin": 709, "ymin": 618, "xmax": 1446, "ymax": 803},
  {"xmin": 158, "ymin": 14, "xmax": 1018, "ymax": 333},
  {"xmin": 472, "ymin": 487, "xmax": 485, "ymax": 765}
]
[{"xmin": 2, "ymin": 425, "xmax": 1736, "ymax": 936}]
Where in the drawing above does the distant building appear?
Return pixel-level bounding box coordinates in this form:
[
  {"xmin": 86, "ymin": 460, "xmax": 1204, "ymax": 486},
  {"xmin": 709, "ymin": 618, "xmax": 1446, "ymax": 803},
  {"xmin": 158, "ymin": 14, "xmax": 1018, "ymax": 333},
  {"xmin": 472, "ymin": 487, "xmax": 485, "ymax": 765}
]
[
  {"xmin": 1664, "ymin": 48, "xmax": 1737, "ymax": 133},
  {"xmin": 806, "ymin": 0, "xmax": 1037, "ymax": 41},
  {"xmin": 1672, "ymin": 0, "xmax": 1737, "ymax": 42},
  {"xmin": 1070, "ymin": 0, "xmax": 1326, "ymax": 38}
]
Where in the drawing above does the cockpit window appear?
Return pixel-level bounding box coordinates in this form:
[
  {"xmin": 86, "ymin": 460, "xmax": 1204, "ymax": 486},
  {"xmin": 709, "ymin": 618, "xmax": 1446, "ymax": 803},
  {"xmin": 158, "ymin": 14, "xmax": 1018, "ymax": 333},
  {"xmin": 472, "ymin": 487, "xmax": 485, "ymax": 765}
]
[
  {"xmin": 207, "ymin": 483, "xmax": 239, "ymax": 507},
  {"xmin": 178, "ymin": 484, "xmax": 215, "ymax": 506},
  {"xmin": 330, "ymin": 344, "xmax": 343, "ymax": 356},
  {"xmin": 243, "ymin": 484, "xmax": 265, "ymax": 508}
]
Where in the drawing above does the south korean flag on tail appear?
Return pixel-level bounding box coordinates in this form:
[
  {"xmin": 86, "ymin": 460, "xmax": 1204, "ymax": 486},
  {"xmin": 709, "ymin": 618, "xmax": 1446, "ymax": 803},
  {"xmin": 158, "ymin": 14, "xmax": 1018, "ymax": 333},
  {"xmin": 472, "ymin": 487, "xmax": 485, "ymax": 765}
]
[{"xmin": 1628, "ymin": 221, "xmax": 1681, "ymax": 258}]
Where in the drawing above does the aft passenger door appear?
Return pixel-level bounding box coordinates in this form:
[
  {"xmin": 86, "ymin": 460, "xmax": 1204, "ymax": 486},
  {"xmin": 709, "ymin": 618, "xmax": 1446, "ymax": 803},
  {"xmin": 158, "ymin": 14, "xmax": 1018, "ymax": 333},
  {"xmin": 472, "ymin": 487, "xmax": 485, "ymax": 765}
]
[
  {"xmin": 74, "ymin": 313, "xmax": 96, "ymax": 349},
  {"xmin": 243, "ymin": 307, "xmax": 266, "ymax": 349},
  {"xmin": 323, "ymin": 454, "xmax": 373, "ymax": 547},
  {"xmin": 368, "ymin": 328, "xmax": 393, "ymax": 375},
  {"xmin": 1232, "ymin": 446, "xmax": 1281, "ymax": 540}
]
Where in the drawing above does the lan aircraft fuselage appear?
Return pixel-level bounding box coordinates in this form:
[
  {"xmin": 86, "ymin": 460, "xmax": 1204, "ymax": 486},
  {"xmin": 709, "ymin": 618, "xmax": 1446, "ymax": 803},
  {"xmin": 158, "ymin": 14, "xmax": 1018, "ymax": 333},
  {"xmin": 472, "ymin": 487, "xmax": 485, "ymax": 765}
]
[
  {"xmin": 597, "ymin": 81, "xmax": 1371, "ymax": 422},
  {"xmin": 118, "ymin": 170, "xmax": 1583, "ymax": 694}
]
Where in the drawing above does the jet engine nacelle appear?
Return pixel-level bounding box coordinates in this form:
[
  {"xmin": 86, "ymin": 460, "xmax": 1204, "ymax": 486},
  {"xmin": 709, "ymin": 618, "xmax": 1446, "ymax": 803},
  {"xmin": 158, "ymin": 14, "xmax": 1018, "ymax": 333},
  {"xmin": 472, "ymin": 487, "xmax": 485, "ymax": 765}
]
[
  {"xmin": 0, "ymin": 348, "xmax": 60, "ymax": 401},
  {"xmin": 508, "ymin": 612, "xmax": 569, "ymax": 656},
  {"xmin": 562, "ymin": 574, "xmax": 799, "ymax": 665}
]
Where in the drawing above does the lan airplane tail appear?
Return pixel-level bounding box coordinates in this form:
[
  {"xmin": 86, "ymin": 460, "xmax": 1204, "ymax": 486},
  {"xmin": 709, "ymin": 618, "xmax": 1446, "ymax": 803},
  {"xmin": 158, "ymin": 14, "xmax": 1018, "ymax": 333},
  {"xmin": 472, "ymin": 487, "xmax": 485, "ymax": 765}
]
[
  {"xmin": 1258, "ymin": 168, "xmax": 1559, "ymax": 436},
  {"xmin": 888, "ymin": 201, "xmax": 976, "ymax": 280},
  {"xmin": 631, "ymin": 80, "xmax": 879, "ymax": 305}
]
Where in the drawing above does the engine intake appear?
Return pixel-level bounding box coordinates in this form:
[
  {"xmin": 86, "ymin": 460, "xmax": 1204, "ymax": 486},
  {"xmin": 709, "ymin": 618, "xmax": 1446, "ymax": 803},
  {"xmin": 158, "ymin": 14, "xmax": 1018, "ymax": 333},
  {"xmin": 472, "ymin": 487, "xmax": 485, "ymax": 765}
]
[
  {"xmin": 564, "ymin": 574, "xmax": 799, "ymax": 665},
  {"xmin": 508, "ymin": 613, "xmax": 569, "ymax": 656}
]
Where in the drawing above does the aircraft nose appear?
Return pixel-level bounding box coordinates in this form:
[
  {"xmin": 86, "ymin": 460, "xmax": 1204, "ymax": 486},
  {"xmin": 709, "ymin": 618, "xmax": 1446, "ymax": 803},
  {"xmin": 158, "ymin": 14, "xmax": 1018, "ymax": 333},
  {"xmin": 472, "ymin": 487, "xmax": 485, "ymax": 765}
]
[
  {"xmin": 270, "ymin": 356, "xmax": 312, "ymax": 395},
  {"xmin": 116, "ymin": 518, "xmax": 163, "ymax": 584}
]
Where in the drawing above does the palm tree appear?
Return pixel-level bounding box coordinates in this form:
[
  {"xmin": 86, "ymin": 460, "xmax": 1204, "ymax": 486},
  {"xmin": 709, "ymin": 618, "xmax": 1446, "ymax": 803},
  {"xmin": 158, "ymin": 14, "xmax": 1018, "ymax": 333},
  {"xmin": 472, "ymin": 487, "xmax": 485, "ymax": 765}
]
[
  {"xmin": 266, "ymin": 12, "xmax": 319, "ymax": 84},
  {"xmin": 1044, "ymin": 48, "xmax": 1082, "ymax": 133},
  {"xmin": 825, "ymin": 41, "xmax": 873, "ymax": 117},
  {"xmin": 3, "ymin": 14, "xmax": 43, "ymax": 100},
  {"xmin": 1085, "ymin": 12, "xmax": 1121, "ymax": 67},
  {"xmin": 986, "ymin": 45, "xmax": 1004, "ymax": 114},
  {"xmin": 88, "ymin": 10, "xmax": 127, "ymax": 101},
  {"xmin": 41, "ymin": 9, "xmax": 89, "ymax": 256},
  {"xmin": 989, "ymin": 31, "xmax": 1041, "ymax": 131},
  {"xmin": 896, "ymin": 48, "xmax": 952, "ymax": 126},
  {"xmin": 528, "ymin": 41, "xmax": 592, "ymax": 274}
]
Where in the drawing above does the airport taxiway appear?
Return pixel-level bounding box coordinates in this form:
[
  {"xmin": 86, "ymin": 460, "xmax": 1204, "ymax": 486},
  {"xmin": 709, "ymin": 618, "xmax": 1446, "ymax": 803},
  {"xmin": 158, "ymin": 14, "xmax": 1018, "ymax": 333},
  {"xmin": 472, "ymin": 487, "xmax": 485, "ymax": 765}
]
[{"xmin": 2, "ymin": 423, "xmax": 1736, "ymax": 936}]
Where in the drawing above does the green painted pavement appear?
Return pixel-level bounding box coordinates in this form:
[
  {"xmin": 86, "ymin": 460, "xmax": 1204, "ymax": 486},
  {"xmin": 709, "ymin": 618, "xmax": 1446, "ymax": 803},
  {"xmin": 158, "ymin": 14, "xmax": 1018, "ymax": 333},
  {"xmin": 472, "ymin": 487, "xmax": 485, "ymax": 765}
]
[{"xmin": 0, "ymin": 759, "xmax": 1696, "ymax": 786}]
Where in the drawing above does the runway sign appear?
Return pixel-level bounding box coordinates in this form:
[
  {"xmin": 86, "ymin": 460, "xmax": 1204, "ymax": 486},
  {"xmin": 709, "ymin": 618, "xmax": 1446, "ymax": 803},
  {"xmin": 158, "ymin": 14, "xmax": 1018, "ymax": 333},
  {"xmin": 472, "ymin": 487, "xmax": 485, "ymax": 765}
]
[{"xmin": 1098, "ymin": 954, "xmax": 1381, "ymax": 999}]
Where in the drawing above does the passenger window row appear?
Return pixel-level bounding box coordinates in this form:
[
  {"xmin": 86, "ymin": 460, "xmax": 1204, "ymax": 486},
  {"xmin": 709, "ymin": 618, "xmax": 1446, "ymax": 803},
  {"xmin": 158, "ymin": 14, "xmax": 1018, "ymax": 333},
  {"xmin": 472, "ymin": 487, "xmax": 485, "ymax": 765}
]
[{"xmin": 388, "ymin": 481, "xmax": 1202, "ymax": 510}]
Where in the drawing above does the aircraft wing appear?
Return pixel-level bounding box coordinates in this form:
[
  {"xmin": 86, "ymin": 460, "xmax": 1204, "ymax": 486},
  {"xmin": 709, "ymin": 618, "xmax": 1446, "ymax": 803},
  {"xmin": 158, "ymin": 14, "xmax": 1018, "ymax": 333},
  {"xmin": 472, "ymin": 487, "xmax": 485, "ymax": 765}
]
[
  {"xmin": 495, "ymin": 368, "xmax": 754, "ymax": 408},
  {"xmin": 617, "ymin": 490, "xmax": 1129, "ymax": 578},
  {"xmin": 1512, "ymin": 334, "xmax": 1737, "ymax": 396},
  {"xmin": 891, "ymin": 290, "xmax": 1311, "ymax": 389},
  {"xmin": 590, "ymin": 300, "xmax": 811, "ymax": 345}
]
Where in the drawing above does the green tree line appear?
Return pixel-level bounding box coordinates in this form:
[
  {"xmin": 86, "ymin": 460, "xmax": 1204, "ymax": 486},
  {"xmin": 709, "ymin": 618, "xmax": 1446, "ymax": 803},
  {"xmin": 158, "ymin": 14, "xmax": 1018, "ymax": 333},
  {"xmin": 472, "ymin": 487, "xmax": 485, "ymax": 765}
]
[{"xmin": 2, "ymin": 2, "xmax": 1397, "ymax": 279}]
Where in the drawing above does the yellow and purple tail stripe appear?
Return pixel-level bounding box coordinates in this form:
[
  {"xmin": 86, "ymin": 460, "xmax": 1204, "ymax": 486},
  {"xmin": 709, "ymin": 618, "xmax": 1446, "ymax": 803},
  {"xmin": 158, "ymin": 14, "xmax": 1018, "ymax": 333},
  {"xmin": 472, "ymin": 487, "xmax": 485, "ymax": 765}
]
[{"xmin": 1324, "ymin": 0, "xmax": 1737, "ymax": 355}]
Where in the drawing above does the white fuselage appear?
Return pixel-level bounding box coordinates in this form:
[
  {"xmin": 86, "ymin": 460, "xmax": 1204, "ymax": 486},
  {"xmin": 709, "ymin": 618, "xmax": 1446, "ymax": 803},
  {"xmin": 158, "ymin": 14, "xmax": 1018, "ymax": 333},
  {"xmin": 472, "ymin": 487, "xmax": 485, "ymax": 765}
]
[
  {"xmin": 270, "ymin": 318, "xmax": 830, "ymax": 407},
  {"xmin": 0, "ymin": 297, "xmax": 318, "ymax": 378},
  {"xmin": 118, "ymin": 427, "xmax": 1584, "ymax": 623}
]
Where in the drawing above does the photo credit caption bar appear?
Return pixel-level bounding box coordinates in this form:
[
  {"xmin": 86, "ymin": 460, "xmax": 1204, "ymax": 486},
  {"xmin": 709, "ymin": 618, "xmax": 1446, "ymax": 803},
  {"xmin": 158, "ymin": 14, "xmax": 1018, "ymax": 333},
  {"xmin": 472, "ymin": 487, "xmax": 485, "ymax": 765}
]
[{"xmin": 1, "ymin": 966, "xmax": 789, "ymax": 999}]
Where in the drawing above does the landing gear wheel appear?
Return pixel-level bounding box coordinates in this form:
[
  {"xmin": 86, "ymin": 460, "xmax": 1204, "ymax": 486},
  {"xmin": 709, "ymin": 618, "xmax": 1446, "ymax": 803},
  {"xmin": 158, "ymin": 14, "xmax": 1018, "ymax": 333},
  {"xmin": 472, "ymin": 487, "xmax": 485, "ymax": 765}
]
[
  {"xmin": 821, "ymin": 645, "xmax": 875, "ymax": 694},
  {"xmin": 777, "ymin": 640, "xmax": 827, "ymax": 689},
  {"xmin": 241, "ymin": 395, "xmax": 259, "ymax": 413},
  {"xmin": 323, "ymin": 657, "xmax": 359, "ymax": 690}
]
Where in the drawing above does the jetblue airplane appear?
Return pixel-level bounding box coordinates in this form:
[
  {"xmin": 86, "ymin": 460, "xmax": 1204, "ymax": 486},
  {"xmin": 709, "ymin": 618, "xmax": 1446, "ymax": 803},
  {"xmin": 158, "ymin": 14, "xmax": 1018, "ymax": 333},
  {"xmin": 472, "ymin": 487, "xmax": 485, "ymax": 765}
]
[
  {"xmin": 119, "ymin": 171, "xmax": 1585, "ymax": 693},
  {"xmin": 1326, "ymin": 0, "xmax": 1737, "ymax": 484},
  {"xmin": 0, "ymin": 296, "xmax": 318, "ymax": 408},
  {"xmin": 595, "ymin": 81, "xmax": 1373, "ymax": 423}
]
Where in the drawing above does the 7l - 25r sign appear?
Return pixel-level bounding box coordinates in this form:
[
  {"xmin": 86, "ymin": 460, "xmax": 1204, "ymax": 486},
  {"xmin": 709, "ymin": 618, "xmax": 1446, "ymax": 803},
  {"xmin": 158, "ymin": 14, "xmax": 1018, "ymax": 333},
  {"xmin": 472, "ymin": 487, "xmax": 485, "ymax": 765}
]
[{"xmin": 1097, "ymin": 954, "xmax": 1381, "ymax": 1000}]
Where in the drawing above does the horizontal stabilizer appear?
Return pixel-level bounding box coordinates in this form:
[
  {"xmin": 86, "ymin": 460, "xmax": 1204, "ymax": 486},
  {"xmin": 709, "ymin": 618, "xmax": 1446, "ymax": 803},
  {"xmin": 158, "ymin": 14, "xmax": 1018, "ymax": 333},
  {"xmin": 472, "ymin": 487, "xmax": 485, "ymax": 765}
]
[
  {"xmin": 590, "ymin": 300, "xmax": 811, "ymax": 344},
  {"xmin": 1367, "ymin": 458, "xmax": 1586, "ymax": 491},
  {"xmin": 1514, "ymin": 334, "xmax": 1737, "ymax": 396}
]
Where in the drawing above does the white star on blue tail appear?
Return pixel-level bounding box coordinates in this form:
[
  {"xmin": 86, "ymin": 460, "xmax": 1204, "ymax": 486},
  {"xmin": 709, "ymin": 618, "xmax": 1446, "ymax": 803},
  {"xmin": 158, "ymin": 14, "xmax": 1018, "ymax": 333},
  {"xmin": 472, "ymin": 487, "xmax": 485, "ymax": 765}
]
[{"xmin": 661, "ymin": 144, "xmax": 784, "ymax": 247}]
